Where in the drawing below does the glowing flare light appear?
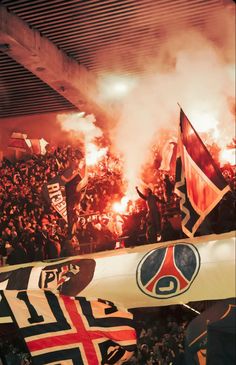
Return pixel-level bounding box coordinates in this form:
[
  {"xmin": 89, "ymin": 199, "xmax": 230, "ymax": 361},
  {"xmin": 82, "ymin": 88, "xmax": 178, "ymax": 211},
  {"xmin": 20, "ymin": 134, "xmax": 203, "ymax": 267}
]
[
  {"xmin": 112, "ymin": 196, "xmax": 130, "ymax": 214},
  {"xmin": 220, "ymin": 148, "xmax": 236, "ymax": 166},
  {"xmin": 86, "ymin": 143, "xmax": 108, "ymax": 166}
]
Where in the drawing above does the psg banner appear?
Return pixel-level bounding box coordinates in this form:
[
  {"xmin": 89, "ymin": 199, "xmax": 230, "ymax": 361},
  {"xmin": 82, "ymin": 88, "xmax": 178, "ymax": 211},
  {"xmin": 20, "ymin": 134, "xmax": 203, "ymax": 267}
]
[
  {"xmin": 175, "ymin": 109, "xmax": 230, "ymax": 238},
  {"xmin": 42, "ymin": 158, "xmax": 88, "ymax": 228},
  {"xmin": 65, "ymin": 168, "xmax": 88, "ymax": 236},
  {"xmin": 42, "ymin": 174, "xmax": 68, "ymax": 222},
  {"xmin": 0, "ymin": 232, "xmax": 235, "ymax": 313},
  {"xmin": 2, "ymin": 290, "xmax": 136, "ymax": 365}
]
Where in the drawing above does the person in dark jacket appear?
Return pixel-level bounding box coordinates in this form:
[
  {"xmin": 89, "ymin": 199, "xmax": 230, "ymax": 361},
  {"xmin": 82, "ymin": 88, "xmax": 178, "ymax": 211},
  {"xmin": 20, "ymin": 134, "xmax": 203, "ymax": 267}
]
[
  {"xmin": 135, "ymin": 186, "xmax": 163, "ymax": 243},
  {"xmin": 60, "ymin": 237, "xmax": 79, "ymax": 258},
  {"xmin": 45, "ymin": 235, "xmax": 61, "ymax": 259},
  {"xmin": 6, "ymin": 242, "xmax": 28, "ymax": 265}
]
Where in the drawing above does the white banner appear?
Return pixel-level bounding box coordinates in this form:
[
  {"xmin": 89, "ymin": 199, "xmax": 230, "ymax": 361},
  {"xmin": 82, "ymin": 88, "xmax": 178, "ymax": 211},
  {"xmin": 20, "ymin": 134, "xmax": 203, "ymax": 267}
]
[
  {"xmin": 0, "ymin": 232, "xmax": 235, "ymax": 310},
  {"xmin": 80, "ymin": 232, "xmax": 236, "ymax": 308}
]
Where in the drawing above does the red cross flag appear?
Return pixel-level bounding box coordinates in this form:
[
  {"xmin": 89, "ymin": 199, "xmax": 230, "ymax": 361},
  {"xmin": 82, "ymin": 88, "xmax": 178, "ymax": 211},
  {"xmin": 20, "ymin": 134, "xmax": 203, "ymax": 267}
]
[{"xmin": 2, "ymin": 290, "xmax": 136, "ymax": 365}]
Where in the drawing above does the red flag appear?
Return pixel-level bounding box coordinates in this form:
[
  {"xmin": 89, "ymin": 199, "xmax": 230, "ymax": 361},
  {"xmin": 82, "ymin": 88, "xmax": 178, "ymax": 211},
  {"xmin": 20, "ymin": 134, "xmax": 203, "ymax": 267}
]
[
  {"xmin": 175, "ymin": 109, "xmax": 230, "ymax": 237},
  {"xmin": 8, "ymin": 133, "xmax": 48, "ymax": 155},
  {"xmin": 8, "ymin": 132, "xmax": 31, "ymax": 152}
]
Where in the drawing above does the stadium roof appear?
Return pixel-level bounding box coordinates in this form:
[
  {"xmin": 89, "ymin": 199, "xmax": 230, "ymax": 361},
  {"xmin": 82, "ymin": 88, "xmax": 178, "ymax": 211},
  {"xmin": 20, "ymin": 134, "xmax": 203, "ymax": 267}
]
[{"xmin": 0, "ymin": 0, "xmax": 227, "ymax": 123}]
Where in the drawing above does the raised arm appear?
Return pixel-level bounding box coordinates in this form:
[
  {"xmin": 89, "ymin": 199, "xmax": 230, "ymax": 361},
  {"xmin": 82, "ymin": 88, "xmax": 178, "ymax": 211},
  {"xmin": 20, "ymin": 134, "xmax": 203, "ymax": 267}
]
[{"xmin": 135, "ymin": 186, "xmax": 147, "ymax": 201}]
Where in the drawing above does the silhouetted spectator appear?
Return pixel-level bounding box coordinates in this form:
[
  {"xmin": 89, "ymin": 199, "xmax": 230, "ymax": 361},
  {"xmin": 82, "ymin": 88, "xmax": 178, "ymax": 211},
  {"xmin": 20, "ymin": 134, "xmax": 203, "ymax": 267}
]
[
  {"xmin": 136, "ymin": 186, "xmax": 163, "ymax": 243},
  {"xmin": 6, "ymin": 242, "xmax": 28, "ymax": 265}
]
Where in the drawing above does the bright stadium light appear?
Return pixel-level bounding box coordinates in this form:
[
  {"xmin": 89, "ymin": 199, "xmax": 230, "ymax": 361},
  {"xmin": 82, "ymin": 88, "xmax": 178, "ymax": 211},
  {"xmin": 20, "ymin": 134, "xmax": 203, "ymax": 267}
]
[
  {"xmin": 112, "ymin": 81, "xmax": 129, "ymax": 96},
  {"xmin": 98, "ymin": 74, "xmax": 137, "ymax": 100}
]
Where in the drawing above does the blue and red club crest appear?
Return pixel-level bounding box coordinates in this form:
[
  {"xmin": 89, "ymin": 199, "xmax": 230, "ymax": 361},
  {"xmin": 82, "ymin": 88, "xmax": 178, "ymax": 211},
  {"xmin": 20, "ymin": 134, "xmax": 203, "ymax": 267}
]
[{"xmin": 136, "ymin": 243, "xmax": 200, "ymax": 299}]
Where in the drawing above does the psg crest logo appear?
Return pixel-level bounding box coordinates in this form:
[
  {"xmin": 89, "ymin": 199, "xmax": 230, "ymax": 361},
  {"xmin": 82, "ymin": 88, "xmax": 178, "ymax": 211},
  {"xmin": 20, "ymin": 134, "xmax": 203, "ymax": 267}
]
[{"xmin": 136, "ymin": 243, "xmax": 200, "ymax": 299}]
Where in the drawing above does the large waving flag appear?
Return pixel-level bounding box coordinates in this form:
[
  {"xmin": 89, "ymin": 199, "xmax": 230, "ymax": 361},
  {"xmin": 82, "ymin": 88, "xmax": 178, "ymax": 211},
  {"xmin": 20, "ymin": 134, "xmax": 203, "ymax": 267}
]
[
  {"xmin": 175, "ymin": 108, "xmax": 230, "ymax": 237},
  {"xmin": 2, "ymin": 290, "xmax": 136, "ymax": 365}
]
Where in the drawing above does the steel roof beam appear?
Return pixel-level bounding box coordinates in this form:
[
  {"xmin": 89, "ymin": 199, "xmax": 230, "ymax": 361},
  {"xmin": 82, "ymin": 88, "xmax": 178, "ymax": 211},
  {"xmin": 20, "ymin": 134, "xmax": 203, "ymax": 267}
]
[{"xmin": 0, "ymin": 5, "xmax": 112, "ymax": 126}]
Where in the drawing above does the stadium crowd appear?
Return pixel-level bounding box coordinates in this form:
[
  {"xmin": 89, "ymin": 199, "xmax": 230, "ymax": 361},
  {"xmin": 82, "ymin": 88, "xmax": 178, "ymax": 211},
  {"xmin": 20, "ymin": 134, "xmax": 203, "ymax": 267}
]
[
  {"xmin": 127, "ymin": 305, "xmax": 192, "ymax": 365},
  {"xmin": 0, "ymin": 141, "xmax": 235, "ymax": 365},
  {"xmin": 0, "ymin": 142, "xmax": 235, "ymax": 266}
]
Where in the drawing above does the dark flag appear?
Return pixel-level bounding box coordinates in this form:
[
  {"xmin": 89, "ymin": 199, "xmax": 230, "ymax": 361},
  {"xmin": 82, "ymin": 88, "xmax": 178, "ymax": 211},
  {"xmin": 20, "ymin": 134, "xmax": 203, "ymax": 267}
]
[
  {"xmin": 42, "ymin": 162, "xmax": 87, "ymax": 224},
  {"xmin": 42, "ymin": 174, "xmax": 68, "ymax": 222},
  {"xmin": 185, "ymin": 298, "xmax": 236, "ymax": 365},
  {"xmin": 2, "ymin": 290, "xmax": 137, "ymax": 365},
  {"xmin": 65, "ymin": 158, "xmax": 88, "ymax": 236},
  {"xmin": 207, "ymin": 304, "xmax": 236, "ymax": 365},
  {"xmin": 175, "ymin": 108, "xmax": 230, "ymax": 237}
]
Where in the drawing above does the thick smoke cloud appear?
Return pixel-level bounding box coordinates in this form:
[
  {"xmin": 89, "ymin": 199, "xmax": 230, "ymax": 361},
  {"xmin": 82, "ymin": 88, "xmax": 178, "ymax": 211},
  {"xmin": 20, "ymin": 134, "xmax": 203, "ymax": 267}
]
[
  {"xmin": 0, "ymin": 1, "xmax": 234, "ymax": 192},
  {"xmin": 58, "ymin": 113, "xmax": 102, "ymax": 143},
  {"xmin": 96, "ymin": 2, "xmax": 235, "ymax": 193}
]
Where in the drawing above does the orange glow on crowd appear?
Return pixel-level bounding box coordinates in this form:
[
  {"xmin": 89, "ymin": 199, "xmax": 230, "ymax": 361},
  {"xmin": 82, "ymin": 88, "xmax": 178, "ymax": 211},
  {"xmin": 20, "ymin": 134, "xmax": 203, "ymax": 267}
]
[{"xmin": 112, "ymin": 196, "xmax": 130, "ymax": 214}]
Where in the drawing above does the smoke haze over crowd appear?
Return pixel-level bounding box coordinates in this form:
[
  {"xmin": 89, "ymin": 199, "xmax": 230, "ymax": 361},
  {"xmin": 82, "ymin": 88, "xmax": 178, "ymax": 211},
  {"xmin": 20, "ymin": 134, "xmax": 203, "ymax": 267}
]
[
  {"xmin": 0, "ymin": 1, "xmax": 235, "ymax": 194},
  {"xmin": 96, "ymin": 2, "xmax": 235, "ymax": 193}
]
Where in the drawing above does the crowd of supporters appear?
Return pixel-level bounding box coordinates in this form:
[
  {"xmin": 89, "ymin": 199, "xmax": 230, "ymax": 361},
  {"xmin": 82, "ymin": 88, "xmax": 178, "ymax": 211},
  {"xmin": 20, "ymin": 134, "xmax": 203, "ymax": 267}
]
[
  {"xmin": 0, "ymin": 143, "xmax": 235, "ymax": 266},
  {"xmin": 128, "ymin": 305, "xmax": 196, "ymax": 365},
  {"xmin": 0, "ymin": 142, "xmax": 235, "ymax": 365}
]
